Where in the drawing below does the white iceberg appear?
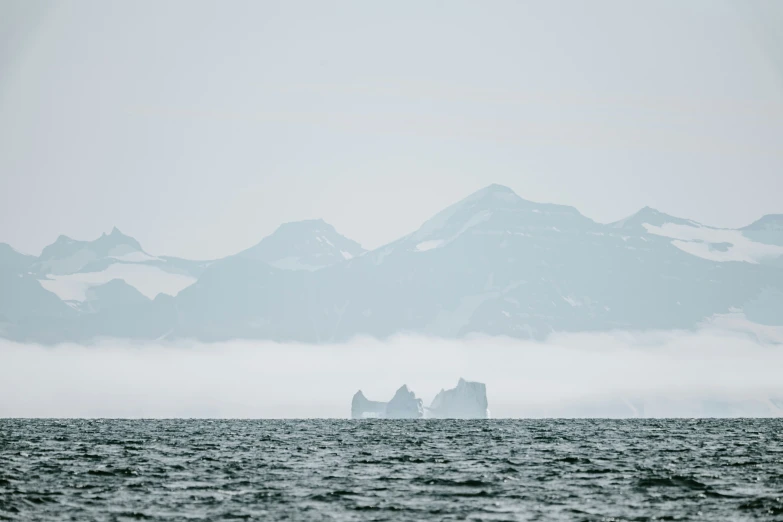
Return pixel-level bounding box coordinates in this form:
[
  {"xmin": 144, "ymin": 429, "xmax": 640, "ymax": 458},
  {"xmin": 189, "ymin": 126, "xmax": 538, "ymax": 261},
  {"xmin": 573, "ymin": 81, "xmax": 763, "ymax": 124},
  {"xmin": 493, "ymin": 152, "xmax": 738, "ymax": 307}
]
[
  {"xmin": 350, "ymin": 385, "xmax": 424, "ymax": 419},
  {"xmin": 385, "ymin": 385, "xmax": 424, "ymax": 419},
  {"xmin": 350, "ymin": 379, "xmax": 489, "ymax": 419},
  {"xmin": 350, "ymin": 390, "xmax": 387, "ymax": 419},
  {"xmin": 427, "ymin": 378, "xmax": 490, "ymax": 419}
]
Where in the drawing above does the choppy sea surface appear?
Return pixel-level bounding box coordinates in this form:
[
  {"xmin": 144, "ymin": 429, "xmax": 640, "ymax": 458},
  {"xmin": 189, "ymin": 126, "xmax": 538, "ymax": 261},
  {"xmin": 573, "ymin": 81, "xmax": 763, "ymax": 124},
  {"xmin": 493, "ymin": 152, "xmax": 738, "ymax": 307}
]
[{"xmin": 1, "ymin": 419, "xmax": 782, "ymax": 521}]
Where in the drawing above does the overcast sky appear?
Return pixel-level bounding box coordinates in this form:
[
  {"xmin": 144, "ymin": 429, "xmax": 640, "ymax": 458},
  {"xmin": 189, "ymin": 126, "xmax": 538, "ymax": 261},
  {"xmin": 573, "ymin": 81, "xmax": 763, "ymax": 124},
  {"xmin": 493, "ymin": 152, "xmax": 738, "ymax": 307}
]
[{"xmin": 1, "ymin": 0, "xmax": 782, "ymax": 259}]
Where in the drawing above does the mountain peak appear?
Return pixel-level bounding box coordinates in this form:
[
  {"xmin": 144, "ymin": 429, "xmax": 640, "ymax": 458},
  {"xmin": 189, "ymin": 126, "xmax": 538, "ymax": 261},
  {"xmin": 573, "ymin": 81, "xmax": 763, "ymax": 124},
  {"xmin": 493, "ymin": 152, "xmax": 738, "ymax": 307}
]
[
  {"xmin": 275, "ymin": 219, "xmax": 331, "ymax": 233},
  {"xmin": 95, "ymin": 227, "xmax": 141, "ymax": 250},
  {"xmin": 742, "ymin": 214, "xmax": 783, "ymax": 231},
  {"xmin": 100, "ymin": 227, "xmax": 124, "ymax": 238},
  {"xmin": 482, "ymin": 183, "xmax": 515, "ymax": 194},
  {"xmin": 465, "ymin": 183, "xmax": 522, "ymax": 203},
  {"xmin": 37, "ymin": 229, "xmax": 144, "ymax": 272},
  {"xmin": 632, "ymin": 206, "xmax": 669, "ymax": 218},
  {"xmin": 612, "ymin": 207, "xmax": 698, "ymax": 230},
  {"xmin": 406, "ymin": 183, "xmax": 588, "ymax": 247},
  {"xmin": 636, "ymin": 206, "xmax": 668, "ymax": 219},
  {"xmin": 238, "ymin": 219, "xmax": 365, "ymax": 270}
]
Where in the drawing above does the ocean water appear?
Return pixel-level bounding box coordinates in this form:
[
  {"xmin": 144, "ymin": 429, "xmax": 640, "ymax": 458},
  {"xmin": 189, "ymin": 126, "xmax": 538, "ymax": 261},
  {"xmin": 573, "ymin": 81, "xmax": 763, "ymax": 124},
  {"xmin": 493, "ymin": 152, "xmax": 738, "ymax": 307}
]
[{"xmin": 1, "ymin": 419, "xmax": 782, "ymax": 521}]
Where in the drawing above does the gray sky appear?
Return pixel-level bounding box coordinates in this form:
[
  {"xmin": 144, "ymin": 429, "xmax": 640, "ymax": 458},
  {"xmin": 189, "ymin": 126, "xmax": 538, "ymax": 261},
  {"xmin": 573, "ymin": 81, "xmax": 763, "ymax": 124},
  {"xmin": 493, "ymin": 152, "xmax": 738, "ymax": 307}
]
[{"xmin": 1, "ymin": 0, "xmax": 782, "ymax": 260}]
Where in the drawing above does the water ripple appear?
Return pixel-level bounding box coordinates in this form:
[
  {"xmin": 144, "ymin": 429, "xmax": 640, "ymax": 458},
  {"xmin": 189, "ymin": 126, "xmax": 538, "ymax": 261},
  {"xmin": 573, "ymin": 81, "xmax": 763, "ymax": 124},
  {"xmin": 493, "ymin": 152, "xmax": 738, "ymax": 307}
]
[{"xmin": 1, "ymin": 419, "xmax": 782, "ymax": 520}]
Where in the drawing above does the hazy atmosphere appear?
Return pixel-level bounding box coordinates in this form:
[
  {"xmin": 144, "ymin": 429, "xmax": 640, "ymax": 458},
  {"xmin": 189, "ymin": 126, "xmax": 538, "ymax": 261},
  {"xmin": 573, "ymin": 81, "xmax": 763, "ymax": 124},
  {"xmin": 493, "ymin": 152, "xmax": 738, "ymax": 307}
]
[
  {"xmin": 2, "ymin": 0, "xmax": 783, "ymax": 259},
  {"xmin": 2, "ymin": 0, "xmax": 783, "ymax": 420},
  {"xmin": 4, "ymin": 2, "xmax": 783, "ymax": 519},
  {"xmin": 3, "ymin": 319, "xmax": 783, "ymax": 419}
]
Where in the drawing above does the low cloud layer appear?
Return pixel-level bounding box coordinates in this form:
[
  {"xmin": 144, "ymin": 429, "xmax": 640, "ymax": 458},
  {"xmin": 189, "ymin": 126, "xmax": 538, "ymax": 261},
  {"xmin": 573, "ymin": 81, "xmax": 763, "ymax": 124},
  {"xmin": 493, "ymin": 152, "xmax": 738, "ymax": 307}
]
[{"xmin": 2, "ymin": 318, "xmax": 783, "ymax": 418}]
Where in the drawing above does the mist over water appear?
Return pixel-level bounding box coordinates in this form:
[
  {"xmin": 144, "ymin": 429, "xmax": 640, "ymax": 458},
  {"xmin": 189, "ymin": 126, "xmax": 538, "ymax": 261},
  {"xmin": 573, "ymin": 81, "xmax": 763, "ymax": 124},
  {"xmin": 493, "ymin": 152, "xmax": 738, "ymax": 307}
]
[{"xmin": 3, "ymin": 319, "xmax": 782, "ymax": 419}]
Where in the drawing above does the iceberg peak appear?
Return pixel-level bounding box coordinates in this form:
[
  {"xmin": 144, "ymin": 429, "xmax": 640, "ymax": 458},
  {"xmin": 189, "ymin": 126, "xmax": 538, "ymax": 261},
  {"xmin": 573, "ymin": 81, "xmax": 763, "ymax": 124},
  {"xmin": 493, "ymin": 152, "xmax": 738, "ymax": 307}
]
[
  {"xmin": 428, "ymin": 378, "xmax": 490, "ymax": 419},
  {"xmin": 350, "ymin": 379, "xmax": 489, "ymax": 419},
  {"xmin": 351, "ymin": 390, "xmax": 386, "ymax": 419},
  {"xmin": 386, "ymin": 385, "xmax": 424, "ymax": 419}
]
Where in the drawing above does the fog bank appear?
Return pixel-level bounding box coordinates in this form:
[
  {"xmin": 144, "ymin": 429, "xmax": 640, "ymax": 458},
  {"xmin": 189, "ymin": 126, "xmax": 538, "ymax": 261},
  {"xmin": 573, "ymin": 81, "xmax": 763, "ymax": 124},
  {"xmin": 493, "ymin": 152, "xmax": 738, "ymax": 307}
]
[{"xmin": 2, "ymin": 322, "xmax": 783, "ymax": 418}]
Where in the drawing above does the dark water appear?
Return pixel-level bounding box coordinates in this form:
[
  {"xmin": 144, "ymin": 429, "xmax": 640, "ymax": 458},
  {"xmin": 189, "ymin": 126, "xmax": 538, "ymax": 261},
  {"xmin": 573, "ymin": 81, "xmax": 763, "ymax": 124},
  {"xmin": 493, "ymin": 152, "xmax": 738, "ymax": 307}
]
[{"xmin": 1, "ymin": 420, "xmax": 782, "ymax": 521}]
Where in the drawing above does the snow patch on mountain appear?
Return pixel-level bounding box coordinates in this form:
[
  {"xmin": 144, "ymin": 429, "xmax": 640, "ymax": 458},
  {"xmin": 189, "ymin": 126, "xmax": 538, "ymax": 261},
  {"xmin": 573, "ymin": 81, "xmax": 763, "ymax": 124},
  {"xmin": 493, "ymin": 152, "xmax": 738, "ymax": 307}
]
[
  {"xmin": 415, "ymin": 240, "xmax": 445, "ymax": 252},
  {"xmin": 33, "ymin": 228, "xmax": 166, "ymax": 275},
  {"xmin": 643, "ymin": 223, "xmax": 783, "ymax": 263},
  {"xmin": 39, "ymin": 264, "xmax": 196, "ymax": 301},
  {"xmin": 109, "ymin": 251, "xmax": 159, "ymax": 263}
]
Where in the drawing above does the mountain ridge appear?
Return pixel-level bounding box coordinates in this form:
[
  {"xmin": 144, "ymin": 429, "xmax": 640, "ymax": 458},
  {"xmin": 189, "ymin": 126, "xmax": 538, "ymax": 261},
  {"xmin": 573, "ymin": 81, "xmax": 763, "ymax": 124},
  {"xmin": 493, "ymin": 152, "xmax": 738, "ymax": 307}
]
[{"xmin": 2, "ymin": 184, "xmax": 782, "ymax": 344}]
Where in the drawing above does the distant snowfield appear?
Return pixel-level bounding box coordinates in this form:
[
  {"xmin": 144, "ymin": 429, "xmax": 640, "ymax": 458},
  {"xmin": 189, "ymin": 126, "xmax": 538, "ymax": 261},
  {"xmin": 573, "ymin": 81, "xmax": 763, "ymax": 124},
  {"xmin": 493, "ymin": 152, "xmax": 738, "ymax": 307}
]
[
  {"xmin": 109, "ymin": 251, "xmax": 158, "ymax": 263},
  {"xmin": 415, "ymin": 240, "xmax": 444, "ymax": 252},
  {"xmin": 38, "ymin": 264, "xmax": 197, "ymax": 301},
  {"xmin": 643, "ymin": 223, "xmax": 783, "ymax": 263},
  {"xmin": 1, "ymin": 315, "xmax": 782, "ymax": 418}
]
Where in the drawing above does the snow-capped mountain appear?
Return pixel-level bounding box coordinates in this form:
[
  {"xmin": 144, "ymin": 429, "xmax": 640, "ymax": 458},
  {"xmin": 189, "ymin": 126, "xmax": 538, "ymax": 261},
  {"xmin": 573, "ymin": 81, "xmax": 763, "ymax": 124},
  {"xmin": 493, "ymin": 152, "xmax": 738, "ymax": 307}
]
[
  {"xmin": 610, "ymin": 206, "xmax": 702, "ymax": 231},
  {"xmin": 34, "ymin": 227, "xmax": 148, "ymax": 275},
  {"xmin": 28, "ymin": 227, "xmax": 209, "ymax": 309},
  {"xmin": 2, "ymin": 185, "xmax": 782, "ymax": 344},
  {"xmin": 375, "ymin": 183, "xmax": 599, "ymax": 258},
  {"xmin": 164, "ymin": 184, "xmax": 783, "ymax": 342},
  {"xmin": 610, "ymin": 208, "xmax": 783, "ymax": 265}
]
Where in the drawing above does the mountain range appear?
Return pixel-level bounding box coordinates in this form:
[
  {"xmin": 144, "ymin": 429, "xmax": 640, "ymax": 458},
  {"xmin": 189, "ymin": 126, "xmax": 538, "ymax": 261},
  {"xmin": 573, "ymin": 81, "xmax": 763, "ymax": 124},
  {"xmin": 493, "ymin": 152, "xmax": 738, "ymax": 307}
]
[{"xmin": 2, "ymin": 184, "xmax": 782, "ymax": 344}]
